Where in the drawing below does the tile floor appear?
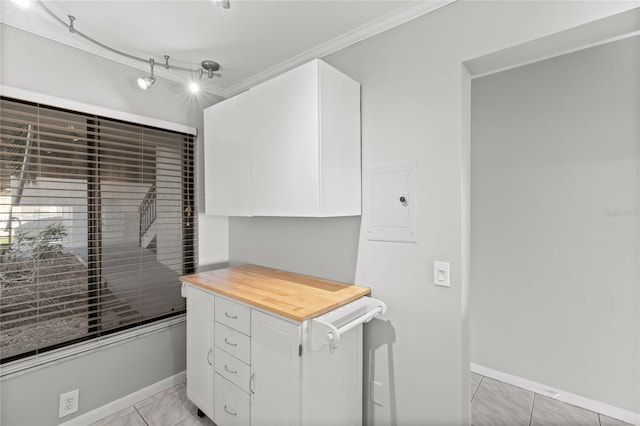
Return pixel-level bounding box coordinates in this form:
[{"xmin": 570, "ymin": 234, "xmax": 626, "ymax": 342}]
[
  {"xmin": 471, "ymin": 372, "xmax": 633, "ymax": 426},
  {"xmin": 91, "ymin": 374, "xmax": 634, "ymax": 425},
  {"xmin": 90, "ymin": 383, "xmax": 213, "ymax": 426}
]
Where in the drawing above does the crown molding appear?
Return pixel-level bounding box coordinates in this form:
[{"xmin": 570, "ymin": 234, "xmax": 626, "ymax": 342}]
[{"xmin": 223, "ymin": 0, "xmax": 454, "ymax": 98}]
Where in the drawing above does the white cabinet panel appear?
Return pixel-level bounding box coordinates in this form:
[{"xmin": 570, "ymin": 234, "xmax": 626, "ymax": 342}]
[
  {"xmin": 204, "ymin": 90, "xmax": 251, "ymax": 216},
  {"xmin": 215, "ymin": 347, "xmax": 251, "ymax": 393},
  {"xmin": 214, "ymin": 374, "xmax": 251, "ymax": 426},
  {"xmin": 318, "ymin": 60, "xmax": 362, "ymax": 216},
  {"xmin": 185, "ymin": 285, "xmax": 215, "ymax": 420},
  {"xmin": 215, "ymin": 296, "xmax": 251, "ymax": 335},
  {"xmin": 250, "ymin": 60, "xmax": 320, "ymax": 216},
  {"xmin": 215, "ymin": 322, "xmax": 251, "ymax": 364},
  {"xmin": 251, "ymin": 310, "xmax": 301, "ymax": 426}
]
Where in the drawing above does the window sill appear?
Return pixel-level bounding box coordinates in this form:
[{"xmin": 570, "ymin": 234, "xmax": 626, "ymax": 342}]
[{"xmin": 0, "ymin": 315, "xmax": 186, "ymax": 379}]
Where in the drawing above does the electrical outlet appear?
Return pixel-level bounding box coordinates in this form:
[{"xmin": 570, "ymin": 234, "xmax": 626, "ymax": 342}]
[{"xmin": 58, "ymin": 389, "xmax": 79, "ymax": 418}]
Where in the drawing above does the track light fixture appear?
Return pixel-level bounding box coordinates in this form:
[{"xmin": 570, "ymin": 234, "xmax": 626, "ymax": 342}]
[
  {"xmin": 18, "ymin": 0, "xmax": 225, "ymax": 93},
  {"xmin": 213, "ymin": 0, "xmax": 230, "ymax": 9},
  {"xmin": 137, "ymin": 59, "xmax": 156, "ymax": 90}
]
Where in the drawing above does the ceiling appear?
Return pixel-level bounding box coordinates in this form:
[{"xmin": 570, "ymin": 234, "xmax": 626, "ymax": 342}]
[{"xmin": 0, "ymin": 0, "xmax": 450, "ymax": 98}]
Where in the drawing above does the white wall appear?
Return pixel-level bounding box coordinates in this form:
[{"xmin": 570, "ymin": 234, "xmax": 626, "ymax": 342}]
[
  {"xmin": 228, "ymin": 216, "xmax": 361, "ymax": 283},
  {"xmin": 470, "ymin": 36, "xmax": 639, "ymax": 412},
  {"xmin": 0, "ymin": 23, "xmax": 226, "ymax": 425},
  {"xmin": 2, "ymin": 1, "xmax": 637, "ymax": 424},
  {"xmin": 229, "ymin": 2, "xmax": 637, "ymax": 424}
]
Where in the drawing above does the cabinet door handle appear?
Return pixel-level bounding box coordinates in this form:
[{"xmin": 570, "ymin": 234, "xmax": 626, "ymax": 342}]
[
  {"xmin": 224, "ymin": 364, "xmax": 237, "ymax": 374},
  {"xmin": 224, "ymin": 405, "xmax": 238, "ymax": 416},
  {"xmin": 207, "ymin": 349, "xmax": 213, "ymax": 366},
  {"xmin": 224, "ymin": 312, "xmax": 238, "ymax": 319},
  {"xmin": 224, "ymin": 338, "xmax": 237, "ymax": 347},
  {"xmin": 250, "ymin": 373, "xmax": 255, "ymax": 394}
]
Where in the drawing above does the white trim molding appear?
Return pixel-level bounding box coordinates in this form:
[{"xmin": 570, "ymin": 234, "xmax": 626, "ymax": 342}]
[
  {"xmin": 58, "ymin": 371, "xmax": 187, "ymax": 426},
  {"xmin": 1, "ymin": 316, "xmax": 185, "ymax": 379},
  {"xmin": 224, "ymin": 0, "xmax": 453, "ymax": 97},
  {"xmin": 471, "ymin": 363, "xmax": 640, "ymax": 426}
]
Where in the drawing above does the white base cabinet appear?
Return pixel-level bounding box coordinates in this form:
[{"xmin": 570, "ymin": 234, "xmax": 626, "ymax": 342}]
[
  {"xmin": 184, "ymin": 285, "xmax": 215, "ymax": 420},
  {"xmin": 183, "ymin": 283, "xmax": 364, "ymax": 426}
]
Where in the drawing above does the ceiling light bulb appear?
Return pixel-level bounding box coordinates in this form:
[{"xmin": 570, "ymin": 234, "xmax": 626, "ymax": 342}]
[
  {"xmin": 137, "ymin": 76, "xmax": 156, "ymax": 90},
  {"xmin": 10, "ymin": 0, "xmax": 33, "ymax": 9},
  {"xmin": 188, "ymin": 81, "xmax": 201, "ymax": 94}
]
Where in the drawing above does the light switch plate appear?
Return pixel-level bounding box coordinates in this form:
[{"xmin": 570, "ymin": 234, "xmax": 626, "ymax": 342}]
[{"xmin": 434, "ymin": 261, "xmax": 450, "ymax": 287}]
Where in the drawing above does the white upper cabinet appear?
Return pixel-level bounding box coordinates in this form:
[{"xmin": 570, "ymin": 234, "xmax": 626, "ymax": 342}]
[
  {"xmin": 204, "ymin": 90, "xmax": 251, "ymax": 216},
  {"xmin": 204, "ymin": 59, "xmax": 361, "ymax": 217}
]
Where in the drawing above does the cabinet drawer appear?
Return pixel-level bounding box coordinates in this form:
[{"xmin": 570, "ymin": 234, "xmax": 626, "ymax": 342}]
[
  {"xmin": 215, "ymin": 322, "xmax": 251, "ymax": 365},
  {"xmin": 214, "ymin": 374, "xmax": 250, "ymax": 426},
  {"xmin": 215, "ymin": 347, "xmax": 251, "ymax": 393},
  {"xmin": 215, "ymin": 297, "xmax": 251, "ymax": 335}
]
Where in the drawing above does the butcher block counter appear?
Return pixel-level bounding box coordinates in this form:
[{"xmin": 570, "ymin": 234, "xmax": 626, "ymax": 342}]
[{"xmin": 180, "ymin": 263, "xmax": 371, "ymax": 322}]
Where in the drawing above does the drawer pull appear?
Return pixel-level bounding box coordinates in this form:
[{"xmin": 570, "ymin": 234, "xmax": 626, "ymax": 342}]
[
  {"xmin": 224, "ymin": 364, "xmax": 237, "ymax": 374},
  {"xmin": 224, "ymin": 337, "xmax": 237, "ymax": 347},
  {"xmin": 207, "ymin": 348, "xmax": 213, "ymax": 366},
  {"xmin": 250, "ymin": 373, "xmax": 255, "ymax": 394},
  {"xmin": 224, "ymin": 405, "xmax": 238, "ymax": 416},
  {"xmin": 224, "ymin": 312, "xmax": 238, "ymax": 319}
]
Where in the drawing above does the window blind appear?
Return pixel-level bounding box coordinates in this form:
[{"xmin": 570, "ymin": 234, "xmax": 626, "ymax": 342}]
[{"xmin": 0, "ymin": 96, "xmax": 196, "ymax": 363}]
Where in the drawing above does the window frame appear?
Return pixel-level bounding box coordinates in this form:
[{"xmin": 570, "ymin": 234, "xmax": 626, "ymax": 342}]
[{"xmin": 0, "ymin": 86, "xmax": 198, "ymax": 369}]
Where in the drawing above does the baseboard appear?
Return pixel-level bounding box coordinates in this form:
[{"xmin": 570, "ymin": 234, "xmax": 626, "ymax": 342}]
[
  {"xmin": 58, "ymin": 371, "xmax": 186, "ymax": 426},
  {"xmin": 471, "ymin": 363, "xmax": 639, "ymax": 426}
]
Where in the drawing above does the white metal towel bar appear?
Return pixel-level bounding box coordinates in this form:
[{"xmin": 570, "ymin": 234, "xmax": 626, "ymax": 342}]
[{"xmin": 309, "ymin": 296, "xmax": 387, "ymax": 352}]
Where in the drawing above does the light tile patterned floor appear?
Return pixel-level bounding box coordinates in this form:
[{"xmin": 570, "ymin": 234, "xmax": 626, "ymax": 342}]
[
  {"xmin": 471, "ymin": 372, "xmax": 633, "ymax": 426},
  {"xmin": 90, "ymin": 383, "xmax": 213, "ymax": 426},
  {"xmin": 91, "ymin": 375, "xmax": 633, "ymax": 425}
]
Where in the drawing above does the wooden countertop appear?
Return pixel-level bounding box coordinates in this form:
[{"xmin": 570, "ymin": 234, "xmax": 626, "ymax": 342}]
[{"xmin": 180, "ymin": 264, "xmax": 370, "ymax": 322}]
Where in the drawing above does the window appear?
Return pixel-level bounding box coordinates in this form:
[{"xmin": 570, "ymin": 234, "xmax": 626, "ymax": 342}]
[{"xmin": 0, "ymin": 96, "xmax": 196, "ymax": 363}]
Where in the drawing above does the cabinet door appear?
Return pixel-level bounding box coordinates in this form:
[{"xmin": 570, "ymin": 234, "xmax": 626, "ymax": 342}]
[
  {"xmin": 204, "ymin": 90, "xmax": 251, "ymax": 216},
  {"xmin": 250, "ymin": 60, "xmax": 320, "ymax": 216},
  {"xmin": 317, "ymin": 60, "xmax": 361, "ymax": 216},
  {"xmin": 186, "ymin": 286, "xmax": 215, "ymax": 419},
  {"xmin": 214, "ymin": 374, "xmax": 251, "ymax": 426},
  {"xmin": 251, "ymin": 310, "xmax": 301, "ymax": 426}
]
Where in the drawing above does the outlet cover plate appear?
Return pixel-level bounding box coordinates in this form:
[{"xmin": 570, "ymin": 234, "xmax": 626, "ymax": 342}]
[{"xmin": 59, "ymin": 389, "xmax": 79, "ymax": 418}]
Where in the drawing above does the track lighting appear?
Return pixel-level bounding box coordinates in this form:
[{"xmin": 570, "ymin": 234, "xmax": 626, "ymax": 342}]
[
  {"xmin": 26, "ymin": 0, "xmax": 224, "ymax": 94},
  {"xmin": 213, "ymin": 0, "xmax": 230, "ymax": 9},
  {"xmin": 137, "ymin": 59, "xmax": 156, "ymax": 90},
  {"xmin": 201, "ymin": 60, "xmax": 221, "ymax": 78}
]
